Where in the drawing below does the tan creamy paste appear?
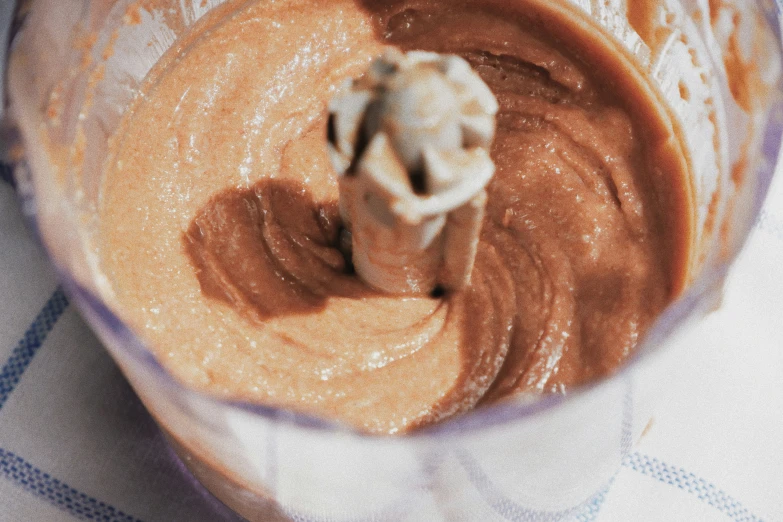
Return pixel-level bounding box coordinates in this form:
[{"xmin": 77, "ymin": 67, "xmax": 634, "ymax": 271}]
[{"xmin": 100, "ymin": 0, "xmax": 690, "ymax": 434}]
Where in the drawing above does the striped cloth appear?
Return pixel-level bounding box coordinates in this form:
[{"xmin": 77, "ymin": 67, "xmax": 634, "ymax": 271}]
[{"xmin": 1, "ymin": 163, "xmax": 781, "ymax": 521}]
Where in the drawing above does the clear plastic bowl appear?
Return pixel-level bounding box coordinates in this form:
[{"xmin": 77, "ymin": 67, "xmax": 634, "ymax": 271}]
[{"xmin": 5, "ymin": 0, "xmax": 782, "ymax": 520}]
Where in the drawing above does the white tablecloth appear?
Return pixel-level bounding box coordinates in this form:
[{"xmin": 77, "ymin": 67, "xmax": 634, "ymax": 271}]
[{"xmin": 1, "ymin": 162, "xmax": 781, "ymax": 521}]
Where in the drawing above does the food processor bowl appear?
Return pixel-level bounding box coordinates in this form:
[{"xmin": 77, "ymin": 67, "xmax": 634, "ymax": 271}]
[{"xmin": 3, "ymin": 0, "xmax": 782, "ymax": 520}]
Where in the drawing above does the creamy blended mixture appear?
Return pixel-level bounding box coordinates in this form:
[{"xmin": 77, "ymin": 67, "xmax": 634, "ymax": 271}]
[{"xmin": 100, "ymin": 0, "xmax": 691, "ymax": 434}]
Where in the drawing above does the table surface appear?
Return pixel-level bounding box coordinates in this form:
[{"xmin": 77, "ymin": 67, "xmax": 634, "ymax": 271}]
[{"xmin": 1, "ymin": 165, "xmax": 782, "ymax": 521}]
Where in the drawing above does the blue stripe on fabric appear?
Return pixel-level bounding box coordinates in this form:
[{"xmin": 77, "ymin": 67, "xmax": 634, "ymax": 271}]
[
  {"xmin": 574, "ymin": 484, "xmax": 612, "ymax": 522},
  {"xmin": 0, "ymin": 287, "xmax": 69, "ymax": 411},
  {"xmin": 0, "ymin": 447, "xmax": 143, "ymax": 522},
  {"xmin": 622, "ymin": 452, "xmax": 764, "ymax": 522}
]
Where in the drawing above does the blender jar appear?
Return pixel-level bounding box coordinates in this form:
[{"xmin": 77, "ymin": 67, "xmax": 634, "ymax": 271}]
[{"xmin": 4, "ymin": 0, "xmax": 782, "ymax": 520}]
